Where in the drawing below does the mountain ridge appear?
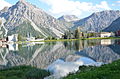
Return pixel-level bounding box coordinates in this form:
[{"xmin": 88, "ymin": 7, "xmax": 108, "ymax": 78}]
[
  {"xmin": 58, "ymin": 15, "xmax": 79, "ymax": 22},
  {"xmin": 103, "ymin": 17, "xmax": 120, "ymax": 32},
  {"xmin": 73, "ymin": 10, "xmax": 120, "ymax": 32},
  {"xmin": 0, "ymin": 0, "xmax": 68, "ymax": 38}
]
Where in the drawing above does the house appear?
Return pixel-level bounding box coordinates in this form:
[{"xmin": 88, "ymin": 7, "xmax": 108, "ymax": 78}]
[
  {"xmin": 35, "ymin": 39, "xmax": 44, "ymax": 41},
  {"xmin": 100, "ymin": 32, "xmax": 113, "ymax": 37},
  {"xmin": 0, "ymin": 38, "xmax": 7, "ymax": 47},
  {"xmin": 26, "ymin": 37, "xmax": 35, "ymax": 41},
  {"xmin": 7, "ymin": 34, "xmax": 18, "ymax": 42}
]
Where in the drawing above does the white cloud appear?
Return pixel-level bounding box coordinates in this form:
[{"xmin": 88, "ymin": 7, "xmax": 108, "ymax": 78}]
[
  {"xmin": 112, "ymin": 1, "xmax": 120, "ymax": 7},
  {"xmin": 39, "ymin": 0, "xmax": 111, "ymax": 18},
  {"xmin": 116, "ymin": 1, "xmax": 120, "ymax": 3},
  {"xmin": 95, "ymin": 1, "xmax": 111, "ymax": 10},
  {"xmin": 116, "ymin": 1, "xmax": 120, "ymax": 6},
  {"xmin": 0, "ymin": 0, "xmax": 12, "ymax": 10},
  {"xmin": 112, "ymin": 4, "xmax": 115, "ymax": 6}
]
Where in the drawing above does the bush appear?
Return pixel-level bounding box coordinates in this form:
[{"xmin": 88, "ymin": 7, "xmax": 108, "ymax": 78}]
[
  {"xmin": 0, "ymin": 66, "xmax": 50, "ymax": 79},
  {"xmin": 26, "ymin": 69, "xmax": 50, "ymax": 79}
]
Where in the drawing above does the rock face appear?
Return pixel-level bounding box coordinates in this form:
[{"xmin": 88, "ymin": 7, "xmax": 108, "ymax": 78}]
[
  {"xmin": 0, "ymin": 0, "xmax": 68, "ymax": 38},
  {"xmin": 73, "ymin": 10, "xmax": 120, "ymax": 32},
  {"xmin": 104, "ymin": 17, "xmax": 120, "ymax": 32},
  {"xmin": 58, "ymin": 15, "xmax": 79, "ymax": 22}
]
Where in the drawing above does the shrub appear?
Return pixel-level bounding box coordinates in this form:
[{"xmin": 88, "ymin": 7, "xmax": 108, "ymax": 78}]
[{"xmin": 0, "ymin": 66, "xmax": 50, "ymax": 79}]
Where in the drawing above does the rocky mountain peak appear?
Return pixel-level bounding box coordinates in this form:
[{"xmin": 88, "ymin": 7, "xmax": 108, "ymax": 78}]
[
  {"xmin": 58, "ymin": 15, "xmax": 79, "ymax": 22},
  {"xmin": 18, "ymin": 0, "xmax": 28, "ymax": 4},
  {"xmin": 0, "ymin": 7, "xmax": 9, "ymax": 12},
  {"xmin": 0, "ymin": 0, "xmax": 68, "ymax": 38},
  {"xmin": 73, "ymin": 10, "xmax": 120, "ymax": 32},
  {"xmin": 0, "ymin": 6, "xmax": 9, "ymax": 15},
  {"xmin": 16, "ymin": 0, "xmax": 38, "ymax": 10},
  {"xmin": 19, "ymin": 0, "xmax": 26, "ymax": 2}
]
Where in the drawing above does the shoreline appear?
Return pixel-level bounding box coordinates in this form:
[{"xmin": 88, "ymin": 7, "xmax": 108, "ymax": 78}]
[{"xmin": 15, "ymin": 37, "xmax": 120, "ymax": 44}]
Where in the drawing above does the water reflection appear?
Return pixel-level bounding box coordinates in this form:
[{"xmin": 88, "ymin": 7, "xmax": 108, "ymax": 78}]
[
  {"xmin": 47, "ymin": 56, "xmax": 102, "ymax": 78},
  {"xmin": 101, "ymin": 39, "xmax": 114, "ymax": 45},
  {"xmin": 0, "ymin": 39, "xmax": 120, "ymax": 70}
]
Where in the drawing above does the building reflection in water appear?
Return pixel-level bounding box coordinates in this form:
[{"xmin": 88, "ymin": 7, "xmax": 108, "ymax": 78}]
[
  {"xmin": 101, "ymin": 39, "xmax": 114, "ymax": 45},
  {"xmin": 0, "ymin": 43, "xmax": 19, "ymax": 66}
]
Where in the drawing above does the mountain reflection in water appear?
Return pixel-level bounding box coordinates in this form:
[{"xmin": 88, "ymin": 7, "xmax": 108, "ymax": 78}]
[{"xmin": 0, "ymin": 39, "xmax": 120, "ymax": 71}]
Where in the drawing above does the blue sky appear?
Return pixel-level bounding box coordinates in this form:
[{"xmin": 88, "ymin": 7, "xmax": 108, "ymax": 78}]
[{"xmin": 1, "ymin": 0, "xmax": 120, "ymax": 18}]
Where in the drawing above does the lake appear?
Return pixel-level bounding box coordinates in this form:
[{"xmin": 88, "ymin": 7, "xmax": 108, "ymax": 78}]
[{"xmin": 0, "ymin": 39, "xmax": 120, "ymax": 78}]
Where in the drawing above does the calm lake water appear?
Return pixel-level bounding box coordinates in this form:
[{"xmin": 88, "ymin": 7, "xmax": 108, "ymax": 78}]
[{"xmin": 0, "ymin": 39, "xmax": 120, "ymax": 77}]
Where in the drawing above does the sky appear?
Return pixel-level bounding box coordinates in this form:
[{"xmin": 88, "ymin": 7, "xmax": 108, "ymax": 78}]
[{"xmin": 0, "ymin": 0, "xmax": 120, "ymax": 18}]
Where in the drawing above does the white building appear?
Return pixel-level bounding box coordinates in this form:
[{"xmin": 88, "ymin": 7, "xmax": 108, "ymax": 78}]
[
  {"xmin": 26, "ymin": 37, "xmax": 35, "ymax": 41},
  {"xmin": 100, "ymin": 32, "xmax": 112, "ymax": 37},
  {"xmin": 7, "ymin": 34, "xmax": 18, "ymax": 42},
  {"xmin": 35, "ymin": 39, "xmax": 44, "ymax": 41},
  {"xmin": 27, "ymin": 37, "xmax": 44, "ymax": 41}
]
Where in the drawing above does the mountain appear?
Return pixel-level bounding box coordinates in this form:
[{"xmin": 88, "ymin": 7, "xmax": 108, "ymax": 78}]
[
  {"xmin": 0, "ymin": 7, "xmax": 9, "ymax": 15},
  {"xmin": 73, "ymin": 10, "xmax": 120, "ymax": 32},
  {"xmin": 58, "ymin": 15, "xmax": 79, "ymax": 22},
  {"xmin": 103, "ymin": 17, "xmax": 120, "ymax": 32},
  {"xmin": 0, "ymin": 0, "xmax": 68, "ymax": 38},
  {"xmin": 77, "ymin": 45, "xmax": 120, "ymax": 63}
]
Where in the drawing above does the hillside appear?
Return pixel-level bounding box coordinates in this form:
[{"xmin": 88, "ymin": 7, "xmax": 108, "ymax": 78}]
[
  {"xmin": 73, "ymin": 10, "xmax": 120, "ymax": 32},
  {"xmin": 104, "ymin": 17, "xmax": 120, "ymax": 32},
  {"xmin": 0, "ymin": 0, "xmax": 68, "ymax": 38}
]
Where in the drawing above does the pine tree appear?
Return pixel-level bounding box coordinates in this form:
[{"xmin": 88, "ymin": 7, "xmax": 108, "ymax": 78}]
[{"xmin": 75, "ymin": 27, "xmax": 81, "ymax": 39}]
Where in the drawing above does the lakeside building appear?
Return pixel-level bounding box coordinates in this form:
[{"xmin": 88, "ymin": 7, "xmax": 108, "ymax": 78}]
[
  {"xmin": 26, "ymin": 37, "xmax": 35, "ymax": 41},
  {"xmin": 26, "ymin": 37, "xmax": 44, "ymax": 41},
  {"xmin": 26, "ymin": 32, "xmax": 44, "ymax": 41},
  {"xmin": 0, "ymin": 34, "xmax": 18, "ymax": 48},
  {"xmin": 7, "ymin": 34, "xmax": 18, "ymax": 42},
  {"xmin": 100, "ymin": 32, "xmax": 113, "ymax": 37}
]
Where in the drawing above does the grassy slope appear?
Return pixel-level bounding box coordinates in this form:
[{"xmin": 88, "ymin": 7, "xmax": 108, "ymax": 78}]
[
  {"xmin": 8, "ymin": 22, "xmax": 44, "ymax": 38},
  {"xmin": 7, "ymin": 21, "xmax": 61, "ymax": 38},
  {"xmin": 64, "ymin": 59, "xmax": 120, "ymax": 79},
  {"xmin": 0, "ymin": 66, "xmax": 50, "ymax": 79}
]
